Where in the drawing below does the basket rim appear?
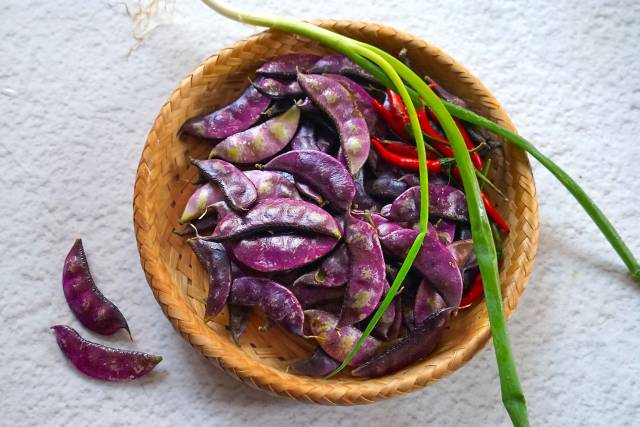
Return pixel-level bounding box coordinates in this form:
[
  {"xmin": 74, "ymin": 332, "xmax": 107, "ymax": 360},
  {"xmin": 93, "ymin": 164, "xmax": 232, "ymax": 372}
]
[{"xmin": 133, "ymin": 19, "xmax": 539, "ymax": 405}]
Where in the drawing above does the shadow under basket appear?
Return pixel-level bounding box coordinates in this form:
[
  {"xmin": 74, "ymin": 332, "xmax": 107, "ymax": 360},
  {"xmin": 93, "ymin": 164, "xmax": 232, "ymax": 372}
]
[{"xmin": 133, "ymin": 20, "xmax": 539, "ymax": 405}]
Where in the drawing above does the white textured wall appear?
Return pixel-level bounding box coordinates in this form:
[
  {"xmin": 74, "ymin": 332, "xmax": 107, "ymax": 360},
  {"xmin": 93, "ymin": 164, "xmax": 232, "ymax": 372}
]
[{"xmin": 2, "ymin": 1, "xmax": 640, "ymax": 425}]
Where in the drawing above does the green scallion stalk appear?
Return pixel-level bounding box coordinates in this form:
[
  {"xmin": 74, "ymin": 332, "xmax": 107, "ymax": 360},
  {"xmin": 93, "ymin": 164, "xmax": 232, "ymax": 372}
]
[
  {"xmin": 354, "ymin": 44, "xmax": 529, "ymax": 427},
  {"xmin": 345, "ymin": 44, "xmax": 640, "ymax": 283},
  {"xmin": 444, "ymin": 102, "xmax": 640, "ymax": 283}
]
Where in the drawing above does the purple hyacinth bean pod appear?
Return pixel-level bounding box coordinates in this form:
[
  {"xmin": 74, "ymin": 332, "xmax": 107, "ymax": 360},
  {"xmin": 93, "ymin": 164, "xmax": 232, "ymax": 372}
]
[
  {"xmin": 340, "ymin": 214, "xmax": 386, "ymax": 325},
  {"xmin": 264, "ymin": 150, "xmax": 355, "ymax": 210},
  {"xmin": 228, "ymin": 233, "xmax": 338, "ymax": 273},
  {"xmin": 230, "ymin": 277, "xmax": 304, "ymax": 336},
  {"xmin": 181, "ymin": 85, "xmax": 270, "ymax": 139},
  {"xmin": 210, "ymin": 198, "xmax": 341, "ymax": 241},
  {"xmin": 256, "ymin": 53, "xmax": 321, "ymax": 77},
  {"xmin": 209, "ymin": 105, "xmax": 300, "ymax": 164},
  {"xmin": 351, "ymin": 308, "xmax": 454, "ymax": 377},
  {"xmin": 191, "ymin": 158, "xmax": 258, "ymax": 212},
  {"xmin": 290, "ymin": 347, "xmax": 340, "ymax": 377},
  {"xmin": 380, "ymin": 227, "xmax": 463, "ymax": 307},
  {"xmin": 51, "ymin": 325, "xmax": 161, "ymax": 381},
  {"xmin": 62, "ymin": 239, "xmax": 130, "ymax": 337},
  {"xmin": 304, "ymin": 309, "xmax": 381, "ymax": 366},
  {"xmin": 188, "ymin": 238, "xmax": 231, "ymax": 320},
  {"xmin": 297, "ymin": 73, "xmax": 370, "ymax": 174}
]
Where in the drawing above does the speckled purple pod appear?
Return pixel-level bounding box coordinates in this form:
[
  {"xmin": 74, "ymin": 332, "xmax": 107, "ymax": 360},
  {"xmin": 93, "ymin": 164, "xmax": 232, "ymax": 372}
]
[
  {"xmin": 209, "ymin": 105, "xmax": 300, "ymax": 163},
  {"xmin": 188, "ymin": 238, "xmax": 231, "ymax": 319},
  {"xmin": 297, "ymin": 73, "xmax": 370, "ymax": 174},
  {"xmin": 228, "ymin": 233, "xmax": 338, "ymax": 272},
  {"xmin": 179, "ymin": 183, "xmax": 226, "ymax": 224},
  {"xmin": 308, "ymin": 55, "xmax": 375, "ymax": 81},
  {"xmin": 351, "ymin": 308, "xmax": 454, "ymax": 377},
  {"xmin": 305, "ymin": 309, "xmax": 381, "ymax": 366},
  {"xmin": 291, "ymin": 244, "xmax": 349, "ymax": 288},
  {"xmin": 264, "ymin": 150, "xmax": 356, "ymax": 210},
  {"xmin": 244, "ymin": 170, "xmax": 301, "ymax": 200},
  {"xmin": 291, "ymin": 284, "xmax": 344, "ymax": 308},
  {"xmin": 211, "ymin": 198, "xmax": 341, "ymax": 241},
  {"xmin": 252, "ymin": 77, "xmax": 303, "ymax": 98},
  {"xmin": 290, "ymin": 122, "xmax": 334, "ymax": 153},
  {"xmin": 318, "ymin": 244, "xmax": 350, "ymax": 287},
  {"xmin": 228, "ymin": 304, "xmax": 251, "ymax": 345},
  {"xmin": 62, "ymin": 239, "xmax": 130, "ymax": 337},
  {"xmin": 257, "ymin": 53, "xmax": 321, "ymax": 77},
  {"xmin": 191, "ymin": 158, "xmax": 258, "ymax": 212},
  {"xmin": 340, "ymin": 214, "xmax": 386, "ymax": 325},
  {"xmin": 433, "ymin": 220, "xmax": 456, "ymax": 245},
  {"xmin": 290, "ymin": 347, "xmax": 339, "ymax": 377},
  {"xmin": 380, "ymin": 227, "xmax": 463, "ymax": 307},
  {"xmin": 387, "ymin": 185, "xmax": 467, "ymax": 223},
  {"xmin": 326, "ymin": 74, "xmax": 386, "ymax": 137},
  {"xmin": 181, "ymin": 86, "xmax": 270, "ymax": 139},
  {"xmin": 388, "ymin": 185, "xmax": 468, "ymax": 223},
  {"xmin": 230, "ymin": 277, "xmax": 304, "ymax": 336},
  {"xmin": 414, "ymin": 281, "xmax": 446, "ymax": 325},
  {"xmin": 51, "ymin": 325, "xmax": 161, "ymax": 381}
]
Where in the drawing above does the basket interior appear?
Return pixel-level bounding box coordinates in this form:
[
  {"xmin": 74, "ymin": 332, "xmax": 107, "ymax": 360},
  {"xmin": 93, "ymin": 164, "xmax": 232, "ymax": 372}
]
[{"xmin": 135, "ymin": 22, "xmax": 538, "ymax": 400}]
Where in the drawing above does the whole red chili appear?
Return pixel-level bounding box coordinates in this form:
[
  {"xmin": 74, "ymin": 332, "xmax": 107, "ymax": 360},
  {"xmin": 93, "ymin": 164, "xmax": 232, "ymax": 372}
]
[
  {"xmin": 386, "ymin": 88, "xmax": 410, "ymax": 127},
  {"xmin": 372, "ymin": 98, "xmax": 409, "ymax": 139},
  {"xmin": 371, "ymin": 138, "xmax": 452, "ymax": 173},
  {"xmin": 460, "ymin": 273, "xmax": 484, "ymax": 307},
  {"xmin": 481, "ymin": 192, "xmax": 511, "ymax": 233},
  {"xmin": 379, "ymin": 140, "xmax": 417, "ymax": 157}
]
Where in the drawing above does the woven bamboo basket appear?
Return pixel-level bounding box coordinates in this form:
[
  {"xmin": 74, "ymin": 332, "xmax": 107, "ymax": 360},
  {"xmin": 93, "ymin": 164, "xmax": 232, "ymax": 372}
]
[{"xmin": 133, "ymin": 20, "xmax": 539, "ymax": 405}]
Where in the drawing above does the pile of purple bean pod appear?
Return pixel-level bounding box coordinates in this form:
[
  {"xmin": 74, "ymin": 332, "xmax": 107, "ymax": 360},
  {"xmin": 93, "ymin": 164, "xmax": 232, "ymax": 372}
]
[{"xmin": 179, "ymin": 53, "xmax": 489, "ymax": 378}]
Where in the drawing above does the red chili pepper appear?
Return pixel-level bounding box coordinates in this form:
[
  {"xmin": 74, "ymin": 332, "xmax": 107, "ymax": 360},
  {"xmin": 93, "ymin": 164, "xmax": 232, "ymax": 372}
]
[
  {"xmin": 481, "ymin": 192, "xmax": 511, "ymax": 233},
  {"xmin": 372, "ymin": 98, "xmax": 409, "ymax": 139},
  {"xmin": 386, "ymin": 88, "xmax": 410, "ymax": 127},
  {"xmin": 379, "ymin": 140, "xmax": 417, "ymax": 157},
  {"xmin": 460, "ymin": 273, "xmax": 484, "ymax": 307},
  {"xmin": 371, "ymin": 138, "xmax": 449, "ymax": 173}
]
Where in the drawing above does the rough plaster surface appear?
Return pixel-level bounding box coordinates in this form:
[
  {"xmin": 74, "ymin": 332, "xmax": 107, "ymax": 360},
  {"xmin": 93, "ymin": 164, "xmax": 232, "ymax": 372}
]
[{"xmin": 2, "ymin": 0, "xmax": 640, "ymax": 425}]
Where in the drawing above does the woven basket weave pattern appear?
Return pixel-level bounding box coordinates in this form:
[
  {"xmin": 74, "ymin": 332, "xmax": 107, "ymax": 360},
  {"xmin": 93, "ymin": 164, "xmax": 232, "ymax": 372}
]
[{"xmin": 133, "ymin": 20, "xmax": 539, "ymax": 405}]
